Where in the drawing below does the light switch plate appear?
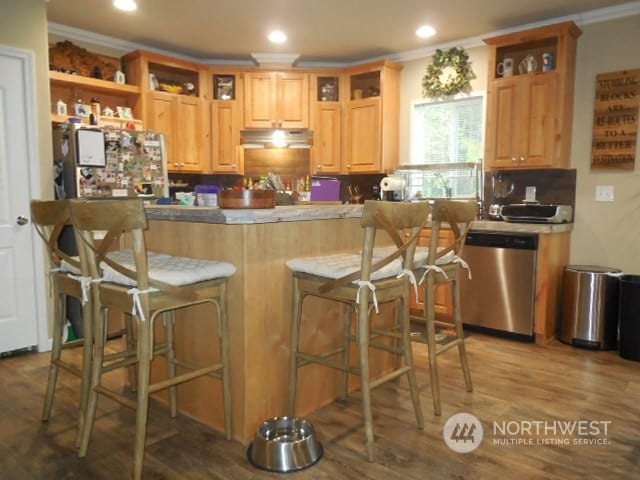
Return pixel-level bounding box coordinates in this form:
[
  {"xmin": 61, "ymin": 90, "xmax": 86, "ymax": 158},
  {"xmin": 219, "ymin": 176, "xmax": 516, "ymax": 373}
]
[{"xmin": 595, "ymin": 185, "xmax": 614, "ymax": 202}]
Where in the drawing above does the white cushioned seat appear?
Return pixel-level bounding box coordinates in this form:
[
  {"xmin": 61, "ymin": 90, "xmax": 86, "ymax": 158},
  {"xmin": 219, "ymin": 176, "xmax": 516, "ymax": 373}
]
[
  {"xmin": 60, "ymin": 256, "xmax": 82, "ymax": 275},
  {"xmin": 286, "ymin": 252, "xmax": 404, "ymax": 281},
  {"xmin": 102, "ymin": 250, "xmax": 236, "ymax": 287}
]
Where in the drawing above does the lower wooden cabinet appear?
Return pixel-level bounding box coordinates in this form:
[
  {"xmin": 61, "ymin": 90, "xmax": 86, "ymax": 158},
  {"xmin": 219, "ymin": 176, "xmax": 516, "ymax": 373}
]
[{"xmin": 410, "ymin": 228, "xmax": 454, "ymax": 319}]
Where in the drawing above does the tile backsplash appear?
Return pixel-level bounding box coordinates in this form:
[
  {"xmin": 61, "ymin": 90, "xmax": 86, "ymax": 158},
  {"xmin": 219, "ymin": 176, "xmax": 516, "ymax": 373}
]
[{"xmin": 483, "ymin": 168, "xmax": 577, "ymax": 218}]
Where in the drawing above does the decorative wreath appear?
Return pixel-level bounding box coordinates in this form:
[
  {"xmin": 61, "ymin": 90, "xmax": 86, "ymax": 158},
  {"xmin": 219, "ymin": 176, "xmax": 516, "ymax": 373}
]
[{"xmin": 422, "ymin": 47, "xmax": 474, "ymax": 98}]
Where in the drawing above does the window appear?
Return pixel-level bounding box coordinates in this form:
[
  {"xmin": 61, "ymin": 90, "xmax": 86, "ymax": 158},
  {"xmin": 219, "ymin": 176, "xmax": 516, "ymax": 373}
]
[{"xmin": 402, "ymin": 94, "xmax": 484, "ymax": 200}]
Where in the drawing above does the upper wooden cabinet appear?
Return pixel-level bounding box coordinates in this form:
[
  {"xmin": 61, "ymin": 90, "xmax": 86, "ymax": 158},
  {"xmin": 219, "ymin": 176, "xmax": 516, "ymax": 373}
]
[
  {"xmin": 243, "ymin": 71, "xmax": 309, "ymax": 129},
  {"xmin": 310, "ymin": 74, "xmax": 342, "ymax": 174},
  {"xmin": 210, "ymin": 71, "xmax": 242, "ymax": 174},
  {"xmin": 484, "ymin": 21, "xmax": 582, "ymax": 169},
  {"xmin": 343, "ymin": 60, "xmax": 401, "ymax": 174},
  {"xmin": 122, "ymin": 50, "xmax": 210, "ymax": 172}
]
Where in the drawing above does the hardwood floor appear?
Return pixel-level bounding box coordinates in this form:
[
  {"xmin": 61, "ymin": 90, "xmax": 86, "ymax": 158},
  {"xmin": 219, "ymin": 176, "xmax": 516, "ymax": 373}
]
[{"xmin": 1, "ymin": 333, "xmax": 638, "ymax": 479}]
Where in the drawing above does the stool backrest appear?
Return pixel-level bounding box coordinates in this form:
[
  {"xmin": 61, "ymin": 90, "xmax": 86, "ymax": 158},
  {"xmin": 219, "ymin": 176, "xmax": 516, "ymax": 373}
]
[
  {"xmin": 429, "ymin": 200, "xmax": 477, "ymax": 262},
  {"xmin": 30, "ymin": 199, "xmax": 80, "ymax": 271},
  {"xmin": 69, "ymin": 199, "xmax": 150, "ymax": 291},
  {"xmin": 320, "ymin": 200, "xmax": 431, "ymax": 293}
]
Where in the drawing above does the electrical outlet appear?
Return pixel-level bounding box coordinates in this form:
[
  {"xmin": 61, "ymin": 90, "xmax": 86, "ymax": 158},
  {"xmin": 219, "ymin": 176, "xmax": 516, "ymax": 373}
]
[{"xmin": 595, "ymin": 185, "xmax": 614, "ymax": 202}]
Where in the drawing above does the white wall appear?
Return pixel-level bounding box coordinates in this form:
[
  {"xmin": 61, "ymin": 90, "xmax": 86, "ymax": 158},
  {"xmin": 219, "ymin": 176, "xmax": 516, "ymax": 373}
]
[{"xmin": 399, "ymin": 14, "xmax": 640, "ymax": 274}]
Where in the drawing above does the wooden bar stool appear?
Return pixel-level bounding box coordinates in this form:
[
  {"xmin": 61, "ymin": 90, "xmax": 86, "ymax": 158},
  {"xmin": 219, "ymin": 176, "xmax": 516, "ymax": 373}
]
[
  {"xmin": 31, "ymin": 199, "xmax": 139, "ymax": 446},
  {"xmin": 69, "ymin": 199, "xmax": 235, "ymax": 480},
  {"xmin": 30, "ymin": 199, "xmax": 93, "ymax": 445},
  {"xmin": 286, "ymin": 200, "xmax": 430, "ymax": 461},
  {"xmin": 413, "ymin": 200, "xmax": 476, "ymax": 416}
]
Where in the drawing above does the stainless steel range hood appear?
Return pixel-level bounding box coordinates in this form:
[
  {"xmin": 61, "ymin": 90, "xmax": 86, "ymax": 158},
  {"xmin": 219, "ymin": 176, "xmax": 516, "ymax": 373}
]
[{"xmin": 240, "ymin": 129, "xmax": 313, "ymax": 149}]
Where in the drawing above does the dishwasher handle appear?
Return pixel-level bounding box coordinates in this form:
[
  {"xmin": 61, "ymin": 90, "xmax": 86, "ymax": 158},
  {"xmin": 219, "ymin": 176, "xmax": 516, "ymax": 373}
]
[{"xmin": 465, "ymin": 231, "xmax": 538, "ymax": 250}]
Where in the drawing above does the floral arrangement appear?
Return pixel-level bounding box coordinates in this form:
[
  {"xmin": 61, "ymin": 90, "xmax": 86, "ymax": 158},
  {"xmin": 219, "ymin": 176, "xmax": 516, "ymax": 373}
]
[{"xmin": 422, "ymin": 47, "xmax": 474, "ymax": 98}]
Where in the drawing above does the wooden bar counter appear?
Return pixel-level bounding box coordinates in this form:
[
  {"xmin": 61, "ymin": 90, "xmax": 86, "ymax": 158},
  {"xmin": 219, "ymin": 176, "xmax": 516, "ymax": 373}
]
[{"xmin": 143, "ymin": 203, "xmax": 398, "ymax": 445}]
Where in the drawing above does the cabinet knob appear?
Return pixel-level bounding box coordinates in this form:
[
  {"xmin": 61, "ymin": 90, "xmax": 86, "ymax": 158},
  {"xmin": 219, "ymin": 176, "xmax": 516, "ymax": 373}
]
[
  {"xmin": 317, "ymin": 165, "xmax": 322, "ymax": 170},
  {"xmin": 511, "ymin": 157, "xmax": 517, "ymax": 162},
  {"xmin": 519, "ymin": 156, "xmax": 525, "ymax": 162}
]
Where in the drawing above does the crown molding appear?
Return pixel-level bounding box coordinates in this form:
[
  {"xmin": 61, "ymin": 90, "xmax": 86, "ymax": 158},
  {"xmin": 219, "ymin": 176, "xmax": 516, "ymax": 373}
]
[
  {"xmin": 391, "ymin": 0, "xmax": 640, "ymax": 63},
  {"xmin": 48, "ymin": 1, "xmax": 640, "ymax": 67}
]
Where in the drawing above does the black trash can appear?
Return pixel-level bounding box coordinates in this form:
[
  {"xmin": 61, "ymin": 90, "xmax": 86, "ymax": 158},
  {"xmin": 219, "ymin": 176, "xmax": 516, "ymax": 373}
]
[{"xmin": 619, "ymin": 274, "xmax": 640, "ymax": 361}]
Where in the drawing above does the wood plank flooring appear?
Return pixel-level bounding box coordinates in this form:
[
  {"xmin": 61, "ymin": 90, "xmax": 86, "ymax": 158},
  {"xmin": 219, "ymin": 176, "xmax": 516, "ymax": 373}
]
[{"xmin": 1, "ymin": 333, "xmax": 638, "ymax": 479}]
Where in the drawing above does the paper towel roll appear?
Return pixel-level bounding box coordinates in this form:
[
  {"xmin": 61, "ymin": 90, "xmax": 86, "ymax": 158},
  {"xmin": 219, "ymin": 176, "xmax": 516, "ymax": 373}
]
[{"xmin": 380, "ymin": 176, "xmax": 406, "ymax": 191}]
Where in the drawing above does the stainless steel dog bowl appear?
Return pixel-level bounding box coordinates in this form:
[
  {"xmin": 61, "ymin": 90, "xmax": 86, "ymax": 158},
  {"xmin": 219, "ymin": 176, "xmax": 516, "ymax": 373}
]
[{"xmin": 247, "ymin": 416, "xmax": 322, "ymax": 472}]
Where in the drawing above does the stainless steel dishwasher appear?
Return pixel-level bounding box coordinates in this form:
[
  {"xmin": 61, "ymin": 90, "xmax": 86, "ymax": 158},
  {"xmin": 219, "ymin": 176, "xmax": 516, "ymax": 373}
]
[{"xmin": 459, "ymin": 231, "xmax": 538, "ymax": 340}]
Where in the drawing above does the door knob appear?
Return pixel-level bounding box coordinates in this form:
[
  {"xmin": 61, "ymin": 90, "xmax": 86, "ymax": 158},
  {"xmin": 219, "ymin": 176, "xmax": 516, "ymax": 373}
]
[{"xmin": 16, "ymin": 215, "xmax": 29, "ymax": 226}]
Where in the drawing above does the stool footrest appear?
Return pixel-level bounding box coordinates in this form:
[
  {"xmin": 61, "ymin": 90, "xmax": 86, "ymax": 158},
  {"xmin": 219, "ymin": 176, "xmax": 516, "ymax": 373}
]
[
  {"xmin": 297, "ymin": 351, "xmax": 359, "ymax": 375},
  {"xmin": 171, "ymin": 358, "xmax": 224, "ymax": 380},
  {"xmin": 370, "ymin": 366, "xmax": 411, "ymax": 390},
  {"xmin": 53, "ymin": 359, "xmax": 83, "ymax": 377},
  {"xmin": 148, "ymin": 364, "xmax": 223, "ymax": 394},
  {"xmin": 435, "ymin": 338, "xmax": 463, "ymax": 355}
]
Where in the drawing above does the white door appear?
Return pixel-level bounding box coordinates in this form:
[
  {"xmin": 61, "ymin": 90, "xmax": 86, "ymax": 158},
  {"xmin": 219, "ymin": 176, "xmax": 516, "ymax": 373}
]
[{"xmin": 0, "ymin": 47, "xmax": 43, "ymax": 353}]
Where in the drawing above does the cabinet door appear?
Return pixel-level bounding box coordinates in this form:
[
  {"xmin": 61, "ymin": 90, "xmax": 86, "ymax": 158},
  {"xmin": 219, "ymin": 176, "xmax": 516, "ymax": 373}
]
[
  {"xmin": 521, "ymin": 73, "xmax": 557, "ymax": 167},
  {"xmin": 147, "ymin": 92, "xmax": 177, "ymax": 168},
  {"xmin": 344, "ymin": 98, "xmax": 381, "ymax": 173},
  {"xmin": 243, "ymin": 72, "xmax": 309, "ymax": 128},
  {"xmin": 485, "ymin": 79, "xmax": 520, "ymax": 169},
  {"xmin": 485, "ymin": 74, "xmax": 557, "ymax": 169},
  {"xmin": 243, "ymin": 72, "xmax": 276, "ymax": 128},
  {"xmin": 277, "ymin": 72, "xmax": 309, "ymax": 128},
  {"xmin": 310, "ymin": 103, "xmax": 341, "ymax": 174},
  {"xmin": 147, "ymin": 92, "xmax": 204, "ymax": 172},
  {"xmin": 175, "ymin": 95, "xmax": 205, "ymax": 172},
  {"xmin": 211, "ymin": 100, "xmax": 241, "ymax": 173},
  {"xmin": 409, "ymin": 229, "xmax": 453, "ymax": 318}
]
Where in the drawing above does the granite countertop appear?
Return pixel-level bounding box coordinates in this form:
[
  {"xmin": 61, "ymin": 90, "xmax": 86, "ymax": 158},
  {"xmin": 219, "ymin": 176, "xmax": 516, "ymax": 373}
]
[
  {"xmin": 145, "ymin": 204, "xmax": 365, "ymax": 224},
  {"xmin": 469, "ymin": 220, "xmax": 573, "ymax": 234},
  {"xmin": 145, "ymin": 204, "xmax": 573, "ymax": 233}
]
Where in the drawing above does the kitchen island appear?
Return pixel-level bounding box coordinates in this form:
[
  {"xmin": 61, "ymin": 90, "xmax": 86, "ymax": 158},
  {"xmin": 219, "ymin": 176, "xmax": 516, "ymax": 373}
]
[
  {"xmin": 143, "ymin": 204, "xmax": 394, "ymax": 444},
  {"xmin": 142, "ymin": 204, "xmax": 572, "ymax": 443}
]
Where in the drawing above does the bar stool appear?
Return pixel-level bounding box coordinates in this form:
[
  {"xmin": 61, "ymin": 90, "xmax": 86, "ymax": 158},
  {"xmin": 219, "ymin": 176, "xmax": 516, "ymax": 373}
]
[
  {"xmin": 30, "ymin": 199, "xmax": 92, "ymax": 445},
  {"xmin": 413, "ymin": 200, "xmax": 476, "ymax": 416},
  {"xmin": 286, "ymin": 200, "xmax": 430, "ymax": 461},
  {"xmin": 69, "ymin": 199, "xmax": 235, "ymax": 480}
]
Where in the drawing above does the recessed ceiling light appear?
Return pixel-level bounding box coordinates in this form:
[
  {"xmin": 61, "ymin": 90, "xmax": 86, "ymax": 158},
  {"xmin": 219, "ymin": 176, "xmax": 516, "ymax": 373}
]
[
  {"xmin": 113, "ymin": 0, "xmax": 137, "ymax": 12},
  {"xmin": 268, "ymin": 30, "xmax": 288, "ymax": 44},
  {"xmin": 416, "ymin": 25, "xmax": 437, "ymax": 38}
]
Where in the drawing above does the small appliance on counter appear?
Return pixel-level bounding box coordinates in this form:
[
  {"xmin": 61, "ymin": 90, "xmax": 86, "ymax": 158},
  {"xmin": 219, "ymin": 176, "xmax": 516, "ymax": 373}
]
[
  {"xmin": 488, "ymin": 172, "xmax": 513, "ymax": 220},
  {"xmin": 500, "ymin": 203, "xmax": 573, "ymax": 224},
  {"xmin": 379, "ymin": 174, "xmax": 407, "ymax": 201}
]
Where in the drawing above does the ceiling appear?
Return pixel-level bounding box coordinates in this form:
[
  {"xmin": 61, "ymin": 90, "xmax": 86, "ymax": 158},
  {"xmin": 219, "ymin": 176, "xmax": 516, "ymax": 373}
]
[{"xmin": 46, "ymin": 0, "xmax": 638, "ymax": 65}]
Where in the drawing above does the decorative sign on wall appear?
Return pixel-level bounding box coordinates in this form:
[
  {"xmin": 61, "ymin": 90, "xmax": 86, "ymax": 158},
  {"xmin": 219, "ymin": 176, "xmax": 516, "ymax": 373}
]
[{"xmin": 591, "ymin": 69, "xmax": 640, "ymax": 170}]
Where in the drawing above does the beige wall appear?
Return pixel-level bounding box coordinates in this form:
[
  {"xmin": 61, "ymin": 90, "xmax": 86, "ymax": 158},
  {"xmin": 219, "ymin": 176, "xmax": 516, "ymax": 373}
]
[
  {"xmin": 1, "ymin": 0, "xmax": 53, "ymax": 199},
  {"xmin": 570, "ymin": 15, "xmax": 640, "ymax": 273},
  {"xmin": 399, "ymin": 15, "xmax": 640, "ymax": 274},
  {"xmin": 399, "ymin": 45, "xmax": 489, "ymax": 163}
]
